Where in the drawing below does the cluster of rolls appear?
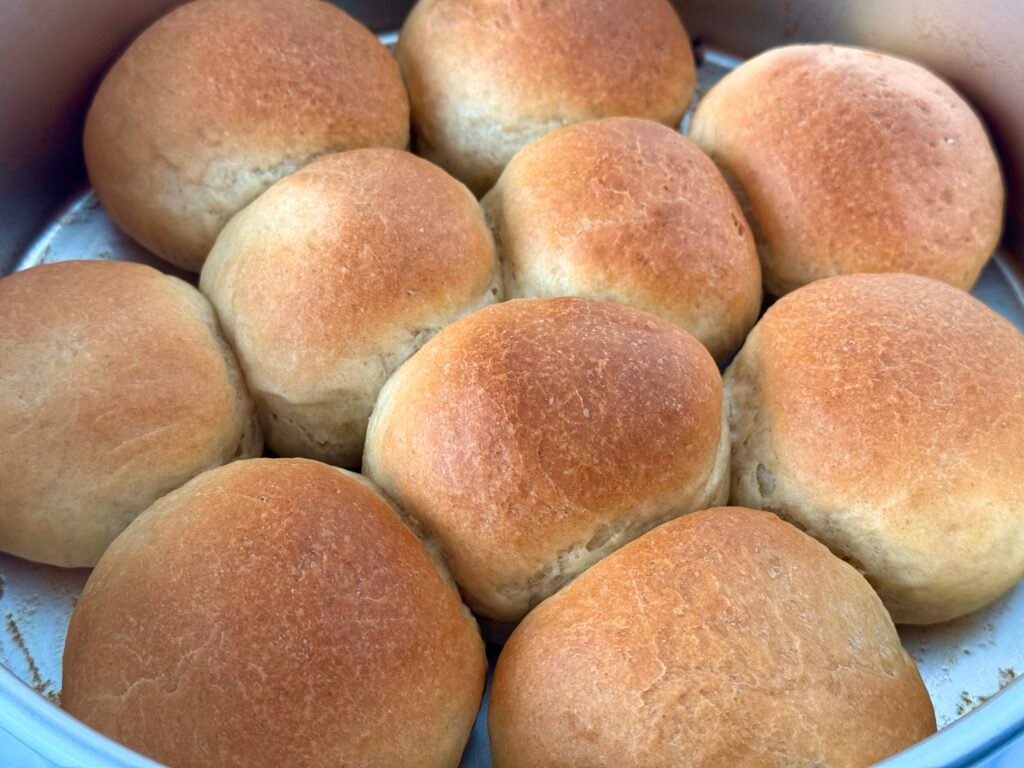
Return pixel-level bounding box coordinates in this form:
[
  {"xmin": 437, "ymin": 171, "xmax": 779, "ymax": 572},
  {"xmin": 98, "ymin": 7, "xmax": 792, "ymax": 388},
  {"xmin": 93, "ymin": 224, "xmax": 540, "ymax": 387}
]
[{"xmin": 0, "ymin": 0, "xmax": 1021, "ymax": 766}]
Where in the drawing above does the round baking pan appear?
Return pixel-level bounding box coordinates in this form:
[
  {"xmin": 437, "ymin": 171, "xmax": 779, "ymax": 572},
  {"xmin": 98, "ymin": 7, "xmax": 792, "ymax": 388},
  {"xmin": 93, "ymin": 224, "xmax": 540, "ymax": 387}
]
[{"xmin": 1, "ymin": 2, "xmax": 1023, "ymax": 766}]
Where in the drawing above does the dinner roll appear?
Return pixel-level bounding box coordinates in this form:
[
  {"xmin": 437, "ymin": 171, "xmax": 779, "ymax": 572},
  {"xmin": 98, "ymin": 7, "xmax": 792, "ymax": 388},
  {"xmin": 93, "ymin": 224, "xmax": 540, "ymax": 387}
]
[
  {"xmin": 63, "ymin": 458, "xmax": 486, "ymax": 768},
  {"xmin": 727, "ymin": 273, "xmax": 1024, "ymax": 624},
  {"xmin": 485, "ymin": 118, "xmax": 761, "ymax": 361},
  {"xmin": 690, "ymin": 44, "xmax": 1004, "ymax": 296},
  {"xmin": 490, "ymin": 508, "xmax": 936, "ymax": 768},
  {"xmin": 396, "ymin": 0, "xmax": 696, "ymax": 195},
  {"xmin": 85, "ymin": 0, "xmax": 409, "ymax": 272},
  {"xmin": 201, "ymin": 148, "xmax": 500, "ymax": 468},
  {"xmin": 364, "ymin": 297, "xmax": 728, "ymax": 629},
  {"xmin": 0, "ymin": 261, "xmax": 260, "ymax": 568}
]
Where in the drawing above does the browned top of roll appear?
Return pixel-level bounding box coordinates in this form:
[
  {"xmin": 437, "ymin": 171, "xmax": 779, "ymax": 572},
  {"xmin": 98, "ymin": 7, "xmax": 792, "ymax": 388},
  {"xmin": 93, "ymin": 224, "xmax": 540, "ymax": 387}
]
[
  {"xmin": 92, "ymin": 0, "xmax": 406, "ymax": 153},
  {"xmin": 0, "ymin": 260, "xmax": 258, "ymax": 567},
  {"xmin": 490, "ymin": 508, "xmax": 936, "ymax": 768},
  {"xmin": 486, "ymin": 117, "xmax": 761, "ymax": 360},
  {"xmin": 85, "ymin": 0, "xmax": 409, "ymax": 269},
  {"xmin": 201, "ymin": 148, "xmax": 498, "ymax": 400},
  {"xmin": 397, "ymin": 0, "xmax": 695, "ymax": 192},
  {"xmin": 690, "ymin": 44, "xmax": 1004, "ymax": 295},
  {"xmin": 364, "ymin": 297, "xmax": 723, "ymax": 621},
  {"xmin": 743, "ymin": 273, "xmax": 1024, "ymax": 514},
  {"xmin": 399, "ymin": 0, "xmax": 691, "ymax": 116},
  {"xmin": 63, "ymin": 458, "xmax": 486, "ymax": 768}
]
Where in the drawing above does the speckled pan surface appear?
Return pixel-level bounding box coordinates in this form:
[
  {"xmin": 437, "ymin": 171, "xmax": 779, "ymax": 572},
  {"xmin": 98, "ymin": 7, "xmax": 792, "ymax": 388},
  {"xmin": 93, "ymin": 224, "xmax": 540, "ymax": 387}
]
[{"xmin": 1, "ymin": 27, "xmax": 1024, "ymax": 768}]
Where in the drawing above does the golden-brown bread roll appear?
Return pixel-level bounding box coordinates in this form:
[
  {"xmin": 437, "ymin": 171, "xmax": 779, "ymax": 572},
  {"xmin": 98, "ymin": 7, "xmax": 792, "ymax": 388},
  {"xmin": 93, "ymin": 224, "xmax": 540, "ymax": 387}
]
[
  {"xmin": 484, "ymin": 118, "xmax": 761, "ymax": 361},
  {"xmin": 690, "ymin": 44, "xmax": 1004, "ymax": 296},
  {"xmin": 727, "ymin": 273, "xmax": 1024, "ymax": 624},
  {"xmin": 200, "ymin": 148, "xmax": 500, "ymax": 467},
  {"xmin": 363, "ymin": 297, "xmax": 728, "ymax": 630},
  {"xmin": 62, "ymin": 458, "xmax": 486, "ymax": 768},
  {"xmin": 85, "ymin": 0, "xmax": 409, "ymax": 272},
  {"xmin": 396, "ymin": 0, "xmax": 696, "ymax": 195},
  {"xmin": 490, "ymin": 507, "xmax": 937, "ymax": 768},
  {"xmin": 0, "ymin": 260, "xmax": 260, "ymax": 567}
]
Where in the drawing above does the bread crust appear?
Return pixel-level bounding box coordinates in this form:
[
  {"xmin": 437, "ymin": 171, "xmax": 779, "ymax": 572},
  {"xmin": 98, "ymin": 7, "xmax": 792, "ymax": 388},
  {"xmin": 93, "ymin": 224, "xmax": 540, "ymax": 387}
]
[
  {"xmin": 690, "ymin": 44, "xmax": 1004, "ymax": 296},
  {"xmin": 200, "ymin": 148, "xmax": 501, "ymax": 467},
  {"xmin": 726, "ymin": 273, "xmax": 1024, "ymax": 623},
  {"xmin": 396, "ymin": 0, "xmax": 695, "ymax": 194},
  {"xmin": 85, "ymin": 0, "xmax": 410, "ymax": 271},
  {"xmin": 0, "ymin": 260, "xmax": 261, "ymax": 567},
  {"xmin": 62, "ymin": 458, "xmax": 486, "ymax": 768},
  {"xmin": 364, "ymin": 297, "xmax": 727, "ymax": 625},
  {"xmin": 484, "ymin": 117, "xmax": 761, "ymax": 361},
  {"xmin": 490, "ymin": 507, "xmax": 936, "ymax": 768}
]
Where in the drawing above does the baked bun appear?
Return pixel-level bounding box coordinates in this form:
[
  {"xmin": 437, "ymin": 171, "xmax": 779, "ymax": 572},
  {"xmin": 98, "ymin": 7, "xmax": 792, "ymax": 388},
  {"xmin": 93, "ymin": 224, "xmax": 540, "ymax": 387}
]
[
  {"xmin": 690, "ymin": 44, "xmax": 1004, "ymax": 296},
  {"xmin": 63, "ymin": 458, "xmax": 486, "ymax": 768},
  {"xmin": 201, "ymin": 148, "xmax": 500, "ymax": 467},
  {"xmin": 0, "ymin": 260, "xmax": 260, "ymax": 568},
  {"xmin": 485, "ymin": 118, "xmax": 761, "ymax": 361},
  {"xmin": 727, "ymin": 273, "xmax": 1024, "ymax": 624},
  {"xmin": 84, "ymin": 0, "xmax": 409, "ymax": 272},
  {"xmin": 396, "ymin": 0, "xmax": 696, "ymax": 195},
  {"xmin": 364, "ymin": 297, "xmax": 728, "ymax": 628},
  {"xmin": 490, "ymin": 508, "xmax": 936, "ymax": 768}
]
